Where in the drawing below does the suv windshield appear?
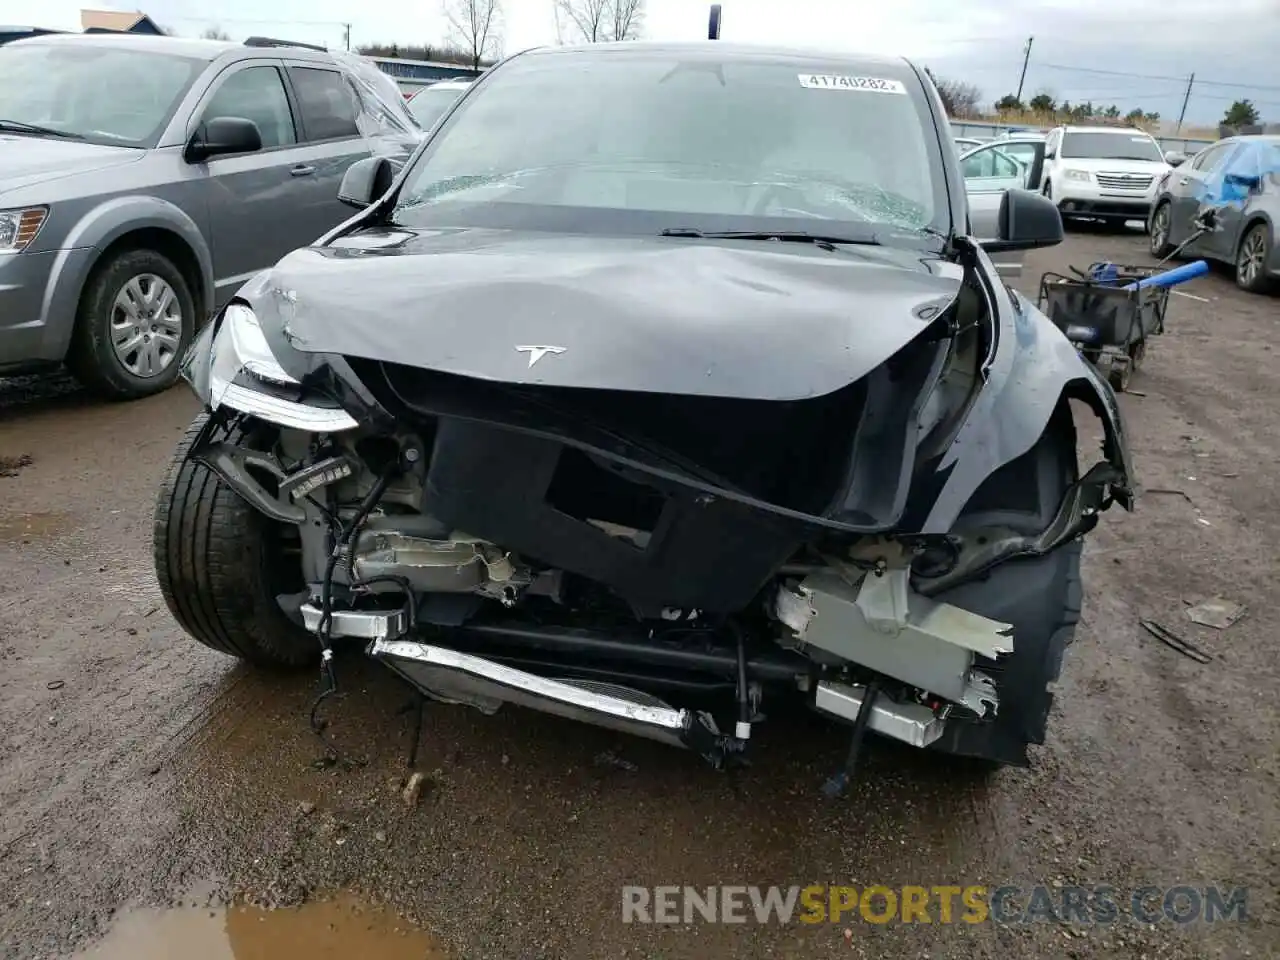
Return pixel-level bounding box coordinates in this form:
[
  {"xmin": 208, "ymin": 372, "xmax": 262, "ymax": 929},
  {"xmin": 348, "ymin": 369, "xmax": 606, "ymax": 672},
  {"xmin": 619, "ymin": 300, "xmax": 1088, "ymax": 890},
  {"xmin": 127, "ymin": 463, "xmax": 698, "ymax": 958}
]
[
  {"xmin": 393, "ymin": 50, "xmax": 947, "ymax": 239},
  {"xmin": 408, "ymin": 85, "xmax": 467, "ymax": 129},
  {"xmin": 0, "ymin": 42, "xmax": 205, "ymax": 147},
  {"xmin": 1061, "ymin": 131, "xmax": 1164, "ymax": 163}
]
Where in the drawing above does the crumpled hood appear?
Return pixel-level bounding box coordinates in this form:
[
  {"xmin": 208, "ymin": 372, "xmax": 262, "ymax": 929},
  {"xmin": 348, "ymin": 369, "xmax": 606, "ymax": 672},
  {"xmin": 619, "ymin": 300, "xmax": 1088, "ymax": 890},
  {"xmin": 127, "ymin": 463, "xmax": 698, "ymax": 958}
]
[
  {"xmin": 248, "ymin": 227, "xmax": 962, "ymax": 401},
  {"xmin": 0, "ymin": 134, "xmax": 143, "ymax": 194}
]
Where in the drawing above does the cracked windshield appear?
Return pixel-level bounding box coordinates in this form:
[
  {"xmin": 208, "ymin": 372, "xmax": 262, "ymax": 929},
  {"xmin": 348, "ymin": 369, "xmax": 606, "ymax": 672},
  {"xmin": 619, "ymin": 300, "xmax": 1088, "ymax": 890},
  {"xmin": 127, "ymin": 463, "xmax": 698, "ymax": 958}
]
[{"xmin": 0, "ymin": 1, "xmax": 1275, "ymax": 960}]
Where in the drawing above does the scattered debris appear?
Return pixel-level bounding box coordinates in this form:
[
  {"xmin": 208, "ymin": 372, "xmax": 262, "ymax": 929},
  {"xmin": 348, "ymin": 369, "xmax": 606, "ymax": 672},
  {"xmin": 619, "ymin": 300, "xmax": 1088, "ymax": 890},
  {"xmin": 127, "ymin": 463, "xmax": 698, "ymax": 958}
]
[
  {"xmin": 1185, "ymin": 598, "xmax": 1246, "ymax": 630},
  {"xmin": 402, "ymin": 771, "xmax": 429, "ymax": 807},
  {"xmin": 1139, "ymin": 619, "xmax": 1213, "ymax": 663},
  {"xmin": 1196, "ymin": 517, "xmax": 1212, "ymax": 526},
  {"xmin": 1126, "ymin": 389, "xmax": 1147, "ymax": 397},
  {"xmin": 593, "ymin": 750, "xmax": 639, "ymax": 772},
  {"xmin": 1147, "ymin": 487, "xmax": 1194, "ymax": 503},
  {"xmin": 45, "ymin": 680, "xmax": 64, "ymax": 691},
  {"xmin": 0, "ymin": 454, "xmax": 33, "ymax": 478},
  {"xmin": 299, "ymin": 801, "xmax": 316, "ymax": 816}
]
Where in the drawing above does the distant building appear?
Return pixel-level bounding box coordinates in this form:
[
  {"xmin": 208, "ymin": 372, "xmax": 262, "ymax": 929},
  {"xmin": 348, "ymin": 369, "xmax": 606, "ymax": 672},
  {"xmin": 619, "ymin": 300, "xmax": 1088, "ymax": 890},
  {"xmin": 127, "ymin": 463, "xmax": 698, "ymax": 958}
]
[
  {"xmin": 369, "ymin": 56, "xmax": 483, "ymax": 95},
  {"xmin": 79, "ymin": 9, "xmax": 164, "ymax": 35}
]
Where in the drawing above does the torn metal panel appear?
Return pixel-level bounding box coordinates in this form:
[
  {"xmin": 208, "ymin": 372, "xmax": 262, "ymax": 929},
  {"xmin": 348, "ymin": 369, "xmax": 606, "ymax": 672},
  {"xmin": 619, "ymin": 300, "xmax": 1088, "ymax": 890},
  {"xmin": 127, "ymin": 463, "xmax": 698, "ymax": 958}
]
[{"xmin": 773, "ymin": 570, "xmax": 1012, "ymax": 702}]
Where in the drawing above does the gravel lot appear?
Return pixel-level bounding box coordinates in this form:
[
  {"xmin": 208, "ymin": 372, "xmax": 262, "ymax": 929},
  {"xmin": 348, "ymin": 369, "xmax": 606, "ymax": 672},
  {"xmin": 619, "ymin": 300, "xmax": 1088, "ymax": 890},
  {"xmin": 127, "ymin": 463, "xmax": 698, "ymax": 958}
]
[{"xmin": 1, "ymin": 227, "xmax": 1276, "ymax": 960}]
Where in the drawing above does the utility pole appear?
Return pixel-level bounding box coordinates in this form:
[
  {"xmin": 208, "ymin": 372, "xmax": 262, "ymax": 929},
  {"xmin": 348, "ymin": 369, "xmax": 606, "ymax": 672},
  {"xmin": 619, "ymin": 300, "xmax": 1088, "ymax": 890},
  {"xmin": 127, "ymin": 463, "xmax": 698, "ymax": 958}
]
[
  {"xmin": 343, "ymin": 22, "xmax": 351, "ymax": 51},
  {"xmin": 1176, "ymin": 73, "xmax": 1195, "ymax": 134},
  {"xmin": 1015, "ymin": 36, "xmax": 1033, "ymax": 102}
]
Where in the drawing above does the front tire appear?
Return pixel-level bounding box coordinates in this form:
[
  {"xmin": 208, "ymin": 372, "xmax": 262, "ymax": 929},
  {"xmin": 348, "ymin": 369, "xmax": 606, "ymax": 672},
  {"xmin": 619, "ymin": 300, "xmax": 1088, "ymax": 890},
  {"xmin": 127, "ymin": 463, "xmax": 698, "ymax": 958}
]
[
  {"xmin": 928, "ymin": 405, "xmax": 1082, "ymax": 767},
  {"xmin": 1236, "ymin": 222, "xmax": 1275, "ymax": 294},
  {"xmin": 154, "ymin": 414, "xmax": 316, "ymax": 668},
  {"xmin": 1149, "ymin": 201, "xmax": 1176, "ymax": 259},
  {"xmin": 67, "ymin": 248, "xmax": 195, "ymax": 400}
]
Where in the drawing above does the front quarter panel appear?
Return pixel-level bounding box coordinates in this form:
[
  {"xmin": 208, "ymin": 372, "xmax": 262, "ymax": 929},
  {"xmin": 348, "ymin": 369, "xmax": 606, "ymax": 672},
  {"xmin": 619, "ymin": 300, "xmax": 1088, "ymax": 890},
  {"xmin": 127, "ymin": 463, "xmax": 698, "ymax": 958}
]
[{"xmin": 917, "ymin": 243, "xmax": 1134, "ymax": 534}]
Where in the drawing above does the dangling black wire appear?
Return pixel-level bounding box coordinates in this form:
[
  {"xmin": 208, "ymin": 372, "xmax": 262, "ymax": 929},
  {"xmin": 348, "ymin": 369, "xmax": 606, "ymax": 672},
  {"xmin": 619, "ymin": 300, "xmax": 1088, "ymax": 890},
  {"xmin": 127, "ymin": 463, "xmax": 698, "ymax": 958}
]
[{"xmin": 308, "ymin": 465, "xmax": 398, "ymax": 767}]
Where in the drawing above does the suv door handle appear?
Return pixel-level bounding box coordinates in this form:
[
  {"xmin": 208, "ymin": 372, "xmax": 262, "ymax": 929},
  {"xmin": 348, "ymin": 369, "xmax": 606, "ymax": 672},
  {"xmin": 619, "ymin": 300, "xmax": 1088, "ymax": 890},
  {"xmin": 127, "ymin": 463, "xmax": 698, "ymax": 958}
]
[
  {"xmin": 1179, "ymin": 177, "xmax": 1190, "ymax": 185},
  {"xmin": 291, "ymin": 164, "xmax": 317, "ymax": 177}
]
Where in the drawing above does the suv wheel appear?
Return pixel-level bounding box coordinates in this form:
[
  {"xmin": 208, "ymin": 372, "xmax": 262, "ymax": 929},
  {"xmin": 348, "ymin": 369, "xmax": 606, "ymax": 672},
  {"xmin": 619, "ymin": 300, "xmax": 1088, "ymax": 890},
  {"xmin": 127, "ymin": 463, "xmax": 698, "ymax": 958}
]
[
  {"xmin": 1236, "ymin": 222, "xmax": 1275, "ymax": 294},
  {"xmin": 66, "ymin": 248, "xmax": 196, "ymax": 401}
]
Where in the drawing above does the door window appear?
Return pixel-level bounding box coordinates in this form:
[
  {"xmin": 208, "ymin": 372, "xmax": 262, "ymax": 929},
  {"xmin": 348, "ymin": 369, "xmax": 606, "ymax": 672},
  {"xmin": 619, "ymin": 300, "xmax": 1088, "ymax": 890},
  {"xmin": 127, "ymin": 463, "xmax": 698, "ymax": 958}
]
[
  {"xmin": 962, "ymin": 145, "xmax": 1025, "ymax": 183},
  {"xmin": 200, "ymin": 65, "xmax": 296, "ymax": 149},
  {"xmin": 1189, "ymin": 142, "xmax": 1233, "ymax": 172},
  {"xmin": 288, "ymin": 67, "xmax": 361, "ymax": 142}
]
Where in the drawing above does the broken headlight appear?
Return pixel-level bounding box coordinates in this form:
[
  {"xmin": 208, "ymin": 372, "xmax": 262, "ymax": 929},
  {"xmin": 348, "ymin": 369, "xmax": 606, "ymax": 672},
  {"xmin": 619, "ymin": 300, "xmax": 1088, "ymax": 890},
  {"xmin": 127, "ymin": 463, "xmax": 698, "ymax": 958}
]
[{"xmin": 208, "ymin": 303, "xmax": 358, "ymax": 433}]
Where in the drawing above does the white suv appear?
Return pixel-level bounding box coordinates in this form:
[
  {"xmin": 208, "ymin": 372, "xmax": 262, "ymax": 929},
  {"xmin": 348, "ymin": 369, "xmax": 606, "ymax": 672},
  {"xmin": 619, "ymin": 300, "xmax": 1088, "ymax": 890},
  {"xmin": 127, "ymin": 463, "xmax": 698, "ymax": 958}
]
[{"xmin": 1040, "ymin": 126, "xmax": 1174, "ymax": 226}]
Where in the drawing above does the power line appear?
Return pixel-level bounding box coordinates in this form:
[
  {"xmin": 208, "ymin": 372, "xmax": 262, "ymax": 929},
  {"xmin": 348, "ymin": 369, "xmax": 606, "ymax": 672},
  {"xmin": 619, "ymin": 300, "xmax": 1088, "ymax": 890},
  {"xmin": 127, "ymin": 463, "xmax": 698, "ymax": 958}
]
[{"xmin": 1035, "ymin": 60, "xmax": 1280, "ymax": 93}]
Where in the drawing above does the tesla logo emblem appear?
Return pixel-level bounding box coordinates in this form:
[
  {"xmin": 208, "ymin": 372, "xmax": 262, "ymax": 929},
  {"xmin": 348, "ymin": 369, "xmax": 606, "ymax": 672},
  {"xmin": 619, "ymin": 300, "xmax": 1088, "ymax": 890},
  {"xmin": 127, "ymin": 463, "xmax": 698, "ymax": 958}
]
[{"xmin": 515, "ymin": 345, "xmax": 566, "ymax": 368}]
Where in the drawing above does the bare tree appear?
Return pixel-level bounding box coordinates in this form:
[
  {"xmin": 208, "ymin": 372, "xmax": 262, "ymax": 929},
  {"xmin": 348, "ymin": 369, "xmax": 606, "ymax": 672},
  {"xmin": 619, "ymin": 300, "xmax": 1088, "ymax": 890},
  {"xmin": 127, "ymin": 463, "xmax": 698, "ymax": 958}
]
[
  {"xmin": 444, "ymin": 0, "xmax": 503, "ymax": 70},
  {"xmin": 201, "ymin": 26, "xmax": 231, "ymax": 41},
  {"xmin": 609, "ymin": 0, "xmax": 644, "ymax": 40},
  {"xmin": 924, "ymin": 67, "xmax": 982, "ymax": 119},
  {"xmin": 555, "ymin": 0, "xmax": 611, "ymax": 43}
]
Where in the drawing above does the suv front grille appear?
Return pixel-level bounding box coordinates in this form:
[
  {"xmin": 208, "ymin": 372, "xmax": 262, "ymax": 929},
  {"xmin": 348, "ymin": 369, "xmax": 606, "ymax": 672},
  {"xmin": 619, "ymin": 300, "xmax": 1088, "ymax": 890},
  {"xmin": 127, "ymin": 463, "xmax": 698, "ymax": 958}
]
[{"xmin": 1096, "ymin": 173, "xmax": 1154, "ymax": 191}]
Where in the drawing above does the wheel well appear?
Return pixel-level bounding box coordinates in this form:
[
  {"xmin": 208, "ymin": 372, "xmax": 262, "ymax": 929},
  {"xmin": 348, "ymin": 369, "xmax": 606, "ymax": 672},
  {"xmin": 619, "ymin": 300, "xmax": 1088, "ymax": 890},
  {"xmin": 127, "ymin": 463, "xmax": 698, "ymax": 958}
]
[
  {"xmin": 1240, "ymin": 216, "xmax": 1271, "ymax": 250},
  {"xmin": 85, "ymin": 228, "xmax": 206, "ymax": 320}
]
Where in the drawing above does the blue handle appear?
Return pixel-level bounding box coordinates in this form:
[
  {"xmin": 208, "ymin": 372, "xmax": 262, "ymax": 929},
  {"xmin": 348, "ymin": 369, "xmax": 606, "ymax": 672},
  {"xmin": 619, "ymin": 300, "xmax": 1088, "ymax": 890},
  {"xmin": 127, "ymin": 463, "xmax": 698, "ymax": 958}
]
[{"xmin": 1122, "ymin": 260, "xmax": 1209, "ymax": 290}]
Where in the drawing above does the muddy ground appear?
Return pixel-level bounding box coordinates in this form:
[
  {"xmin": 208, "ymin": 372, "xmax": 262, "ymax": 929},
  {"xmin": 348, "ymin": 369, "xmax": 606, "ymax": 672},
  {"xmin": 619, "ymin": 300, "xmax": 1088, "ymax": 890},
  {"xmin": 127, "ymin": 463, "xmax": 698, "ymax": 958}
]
[{"xmin": 0, "ymin": 229, "xmax": 1276, "ymax": 960}]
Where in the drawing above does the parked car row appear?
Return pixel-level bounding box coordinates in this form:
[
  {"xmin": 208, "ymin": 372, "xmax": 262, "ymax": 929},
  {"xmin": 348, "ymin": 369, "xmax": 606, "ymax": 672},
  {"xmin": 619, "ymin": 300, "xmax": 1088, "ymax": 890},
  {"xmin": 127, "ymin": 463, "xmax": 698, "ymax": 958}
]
[
  {"xmin": 0, "ymin": 32, "xmax": 425, "ymax": 398},
  {"xmin": 956, "ymin": 125, "xmax": 1278, "ymax": 293}
]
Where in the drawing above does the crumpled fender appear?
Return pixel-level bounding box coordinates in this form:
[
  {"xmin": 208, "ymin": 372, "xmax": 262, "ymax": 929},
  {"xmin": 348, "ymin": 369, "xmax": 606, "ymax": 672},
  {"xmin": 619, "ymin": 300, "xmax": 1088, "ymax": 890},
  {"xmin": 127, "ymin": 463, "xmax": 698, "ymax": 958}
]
[{"xmin": 916, "ymin": 240, "xmax": 1135, "ymax": 535}]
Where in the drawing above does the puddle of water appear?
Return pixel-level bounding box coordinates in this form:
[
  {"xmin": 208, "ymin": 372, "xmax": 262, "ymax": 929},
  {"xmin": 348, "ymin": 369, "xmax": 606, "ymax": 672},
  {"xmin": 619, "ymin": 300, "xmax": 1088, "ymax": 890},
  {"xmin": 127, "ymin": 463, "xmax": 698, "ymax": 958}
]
[
  {"xmin": 76, "ymin": 892, "xmax": 446, "ymax": 960},
  {"xmin": 0, "ymin": 510, "xmax": 69, "ymax": 543}
]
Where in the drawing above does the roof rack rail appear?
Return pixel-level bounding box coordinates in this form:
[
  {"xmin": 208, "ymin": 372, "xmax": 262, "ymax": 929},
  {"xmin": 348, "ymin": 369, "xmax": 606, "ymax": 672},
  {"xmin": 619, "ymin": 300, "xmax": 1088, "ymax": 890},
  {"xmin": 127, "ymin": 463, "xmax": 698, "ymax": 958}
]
[{"xmin": 243, "ymin": 35, "xmax": 328, "ymax": 52}]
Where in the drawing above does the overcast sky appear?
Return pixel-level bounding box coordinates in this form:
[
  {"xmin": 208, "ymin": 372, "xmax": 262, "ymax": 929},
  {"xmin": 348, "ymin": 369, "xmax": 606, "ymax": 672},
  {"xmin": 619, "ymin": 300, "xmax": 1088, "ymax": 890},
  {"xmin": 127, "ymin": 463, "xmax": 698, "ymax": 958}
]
[{"xmin": 6, "ymin": 0, "xmax": 1279, "ymax": 126}]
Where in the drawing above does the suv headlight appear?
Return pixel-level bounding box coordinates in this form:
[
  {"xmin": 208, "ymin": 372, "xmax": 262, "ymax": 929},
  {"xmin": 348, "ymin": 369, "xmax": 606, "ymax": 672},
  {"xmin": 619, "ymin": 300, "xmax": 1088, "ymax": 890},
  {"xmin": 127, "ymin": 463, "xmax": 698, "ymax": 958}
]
[
  {"xmin": 1063, "ymin": 169, "xmax": 1092, "ymax": 182},
  {"xmin": 209, "ymin": 303, "xmax": 357, "ymax": 432},
  {"xmin": 0, "ymin": 207, "xmax": 48, "ymax": 253}
]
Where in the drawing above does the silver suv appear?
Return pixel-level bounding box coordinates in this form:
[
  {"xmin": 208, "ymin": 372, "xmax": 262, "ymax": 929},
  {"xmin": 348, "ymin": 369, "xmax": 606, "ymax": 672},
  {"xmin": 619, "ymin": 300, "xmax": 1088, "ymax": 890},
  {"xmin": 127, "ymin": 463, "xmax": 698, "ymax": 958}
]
[{"xmin": 0, "ymin": 33, "xmax": 421, "ymax": 399}]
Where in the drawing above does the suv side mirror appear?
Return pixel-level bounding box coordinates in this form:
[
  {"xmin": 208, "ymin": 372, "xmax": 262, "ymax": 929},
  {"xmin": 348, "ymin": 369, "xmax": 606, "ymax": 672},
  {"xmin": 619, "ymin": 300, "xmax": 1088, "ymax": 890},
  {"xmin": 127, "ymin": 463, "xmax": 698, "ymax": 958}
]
[
  {"xmin": 338, "ymin": 156, "xmax": 395, "ymax": 209},
  {"xmin": 185, "ymin": 116, "xmax": 262, "ymax": 163},
  {"xmin": 1165, "ymin": 150, "xmax": 1188, "ymax": 167},
  {"xmin": 980, "ymin": 189, "xmax": 1063, "ymax": 253}
]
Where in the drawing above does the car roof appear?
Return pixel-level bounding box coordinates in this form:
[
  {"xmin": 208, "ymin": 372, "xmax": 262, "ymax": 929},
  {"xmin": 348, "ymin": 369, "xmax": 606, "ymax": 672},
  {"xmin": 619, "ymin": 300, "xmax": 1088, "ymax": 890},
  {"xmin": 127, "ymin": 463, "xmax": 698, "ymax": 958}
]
[
  {"xmin": 523, "ymin": 39, "xmax": 915, "ymax": 71},
  {"xmin": 1216, "ymin": 134, "xmax": 1280, "ymax": 145},
  {"xmin": 10, "ymin": 32, "xmax": 235, "ymax": 60},
  {"xmin": 1059, "ymin": 125, "xmax": 1154, "ymax": 135},
  {"xmin": 8, "ymin": 31, "xmax": 336, "ymax": 65}
]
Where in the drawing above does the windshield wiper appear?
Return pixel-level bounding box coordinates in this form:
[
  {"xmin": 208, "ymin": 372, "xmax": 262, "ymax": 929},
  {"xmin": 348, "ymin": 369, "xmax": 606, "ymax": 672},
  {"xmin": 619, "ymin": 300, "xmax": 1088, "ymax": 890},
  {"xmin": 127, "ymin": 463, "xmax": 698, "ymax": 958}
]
[
  {"xmin": 0, "ymin": 119, "xmax": 84, "ymax": 140},
  {"xmin": 659, "ymin": 228, "xmax": 878, "ymax": 251}
]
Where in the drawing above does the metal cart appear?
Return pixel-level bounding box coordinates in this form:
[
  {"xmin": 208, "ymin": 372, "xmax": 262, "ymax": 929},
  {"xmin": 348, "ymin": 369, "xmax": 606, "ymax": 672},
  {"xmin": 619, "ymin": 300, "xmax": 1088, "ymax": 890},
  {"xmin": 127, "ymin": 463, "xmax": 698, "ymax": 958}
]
[{"xmin": 1037, "ymin": 263, "xmax": 1173, "ymax": 392}]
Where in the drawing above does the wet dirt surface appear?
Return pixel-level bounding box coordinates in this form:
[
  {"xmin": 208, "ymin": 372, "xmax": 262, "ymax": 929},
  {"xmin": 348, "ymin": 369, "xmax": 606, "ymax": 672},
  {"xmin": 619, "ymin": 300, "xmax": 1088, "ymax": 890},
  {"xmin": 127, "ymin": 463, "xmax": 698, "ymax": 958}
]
[{"xmin": 1, "ymin": 229, "xmax": 1276, "ymax": 959}]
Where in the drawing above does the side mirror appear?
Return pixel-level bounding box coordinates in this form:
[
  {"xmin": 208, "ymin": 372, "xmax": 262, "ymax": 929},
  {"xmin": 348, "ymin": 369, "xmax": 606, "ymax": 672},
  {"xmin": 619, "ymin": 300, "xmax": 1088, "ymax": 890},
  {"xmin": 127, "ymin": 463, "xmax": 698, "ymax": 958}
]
[
  {"xmin": 1043, "ymin": 149, "xmax": 1056, "ymax": 160},
  {"xmin": 338, "ymin": 156, "xmax": 395, "ymax": 209},
  {"xmin": 1164, "ymin": 151, "xmax": 1188, "ymax": 167},
  {"xmin": 980, "ymin": 189, "xmax": 1063, "ymax": 254},
  {"xmin": 185, "ymin": 116, "xmax": 261, "ymax": 163}
]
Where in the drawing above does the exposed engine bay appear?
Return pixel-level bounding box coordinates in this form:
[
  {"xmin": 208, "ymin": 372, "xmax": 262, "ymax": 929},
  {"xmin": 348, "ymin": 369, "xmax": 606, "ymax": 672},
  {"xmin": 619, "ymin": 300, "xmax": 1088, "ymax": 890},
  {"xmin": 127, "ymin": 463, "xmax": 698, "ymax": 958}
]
[{"xmin": 185, "ymin": 259, "xmax": 1130, "ymax": 776}]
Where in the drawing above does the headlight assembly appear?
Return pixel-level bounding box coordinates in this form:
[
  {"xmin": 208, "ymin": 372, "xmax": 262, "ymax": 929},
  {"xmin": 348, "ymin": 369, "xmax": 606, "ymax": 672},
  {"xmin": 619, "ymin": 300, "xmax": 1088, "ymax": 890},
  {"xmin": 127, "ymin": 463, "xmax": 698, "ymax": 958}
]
[
  {"xmin": 0, "ymin": 207, "xmax": 47, "ymax": 253},
  {"xmin": 1062, "ymin": 169, "xmax": 1092, "ymax": 182},
  {"xmin": 208, "ymin": 303, "xmax": 358, "ymax": 433}
]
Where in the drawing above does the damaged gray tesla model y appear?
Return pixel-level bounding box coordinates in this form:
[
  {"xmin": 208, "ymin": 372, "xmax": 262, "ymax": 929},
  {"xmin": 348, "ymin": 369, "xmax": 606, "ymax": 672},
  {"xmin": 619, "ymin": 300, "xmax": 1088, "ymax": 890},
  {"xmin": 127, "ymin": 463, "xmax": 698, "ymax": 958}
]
[{"xmin": 154, "ymin": 41, "xmax": 1135, "ymax": 779}]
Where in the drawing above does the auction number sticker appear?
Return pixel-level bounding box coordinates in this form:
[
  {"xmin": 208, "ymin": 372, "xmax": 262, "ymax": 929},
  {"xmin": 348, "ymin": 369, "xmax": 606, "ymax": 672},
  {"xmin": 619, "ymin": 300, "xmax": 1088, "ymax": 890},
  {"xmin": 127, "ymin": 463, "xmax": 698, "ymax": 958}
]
[{"xmin": 799, "ymin": 74, "xmax": 907, "ymax": 94}]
